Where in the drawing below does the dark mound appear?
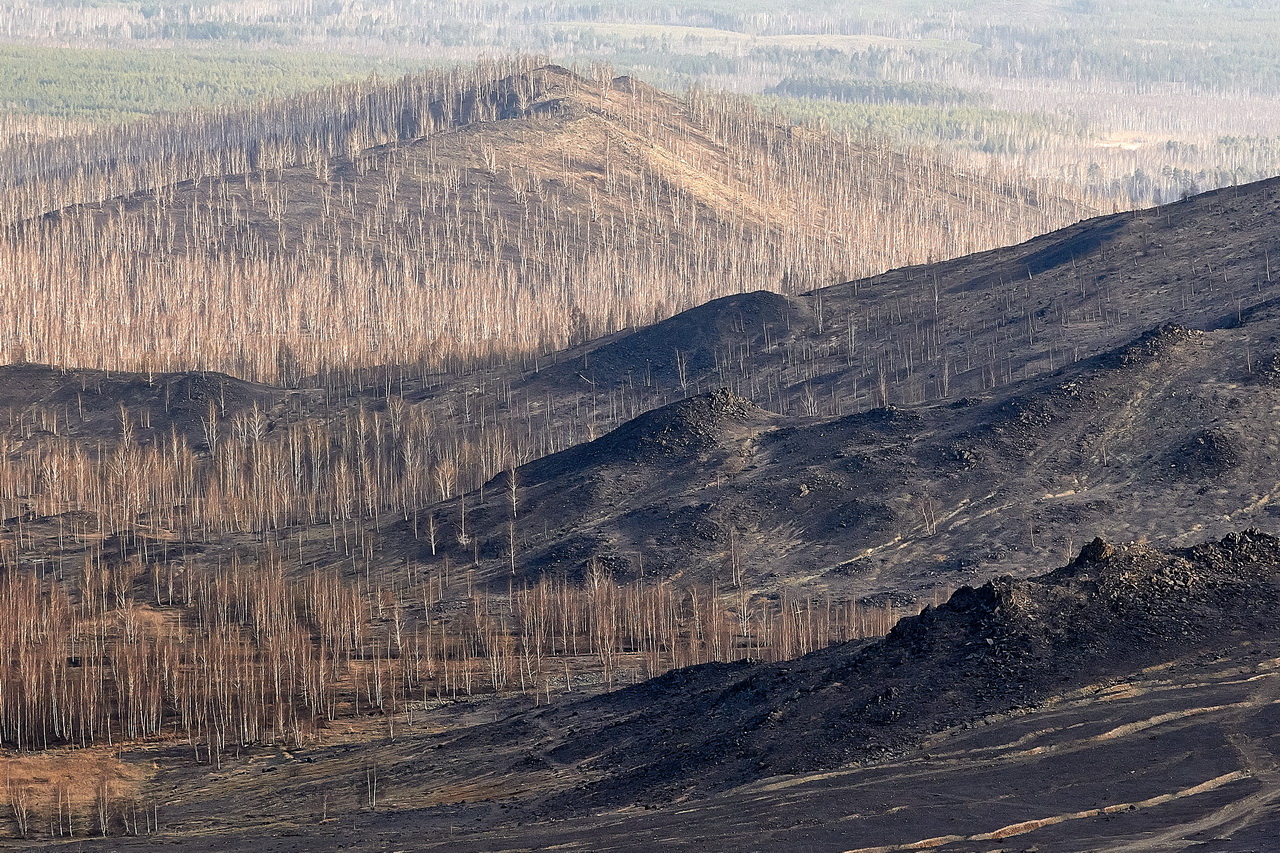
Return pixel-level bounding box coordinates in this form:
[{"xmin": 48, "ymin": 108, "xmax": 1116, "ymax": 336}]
[
  {"xmin": 1165, "ymin": 428, "xmax": 1242, "ymax": 480},
  {"xmin": 522, "ymin": 388, "xmax": 772, "ymax": 481},
  {"xmin": 516, "ymin": 531, "xmax": 1280, "ymax": 811},
  {"xmin": 585, "ymin": 388, "xmax": 765, "ymax": 459},
  {"xmin": 449, "ymin": 389, "xmax": 776, "ymax": 581},
  {"xmin": 0, "ymin": 363, "xmax": 282, "ymax": 446},
  {"xmin": 525, "ymin": 290, "xmax": 796, "ymax": 392},
  {"xmin": 1098, "ymin": 322, "xmax": 1201, "ymax": 369}
]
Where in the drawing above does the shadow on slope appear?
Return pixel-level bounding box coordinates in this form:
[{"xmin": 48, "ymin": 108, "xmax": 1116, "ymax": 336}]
[
  {"xmin": 0, "ymin": 363, "xmax": 290, "ymax": 448},
  {"xmin": 523, "ymin": 290, "xmax": 798, "ymax": 394},
  {"xmin": 434, "ymin": 315, "xmax": 1280, "ymax": 596}
]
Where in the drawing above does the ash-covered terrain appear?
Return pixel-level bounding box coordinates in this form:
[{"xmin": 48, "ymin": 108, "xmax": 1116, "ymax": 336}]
[
  {"xmin": 61, "ymin": 531, "xmax": 1280, "ymax": 852},
  {"xmin": 438, "ymin": 316, "xmax": 1280, "ymax": 603},
  {"xmin": 394, "ymin": 175, "xmax": 1280, "ymax": 598}
]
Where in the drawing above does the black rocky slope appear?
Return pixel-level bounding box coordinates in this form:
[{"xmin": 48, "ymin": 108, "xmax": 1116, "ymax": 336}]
[
  {"xmin": 63, "ymin": 531, "xmax": 1280, "ymax": 853},
  {"xmin": 440, "ymin": 310, "xmax": 1280, "ymax": 597},
  {"xmin": 510, "ymin": 530, "xmax": 1280, "ymax": 810},
  {"xmin": 506, "ymin": 176, "xmax": 1280, "ymax": 409}
]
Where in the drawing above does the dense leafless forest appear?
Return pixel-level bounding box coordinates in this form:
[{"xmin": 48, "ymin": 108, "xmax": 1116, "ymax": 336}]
[{"xmin": 0, "ymin": 60, "xmax": 1090, "ymax": 382}]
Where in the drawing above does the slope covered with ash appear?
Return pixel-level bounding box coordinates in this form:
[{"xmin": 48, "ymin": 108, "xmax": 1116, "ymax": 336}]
[
  {"xmin": 515, "ymin": 531, "xmax": 1280, "ymax": 810},
  {"xmin": 362, "ymin": 175, "xmax": 1280, "ymax": 597},
  {"xmin": 436, "ymin": 310, "xmax": 1280, "ymax": 596},
  {"xmin": 510, "ymin": 175, "xmax": 1280, "ymax": 413}
]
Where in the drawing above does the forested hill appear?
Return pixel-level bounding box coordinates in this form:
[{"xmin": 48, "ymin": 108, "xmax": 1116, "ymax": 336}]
[{"xmin": 0, "ymin": 61, "xmax": 1092, "ymax": 383}]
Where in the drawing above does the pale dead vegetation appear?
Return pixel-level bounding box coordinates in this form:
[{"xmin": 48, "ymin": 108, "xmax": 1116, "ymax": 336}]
[
  {"xmin": 0, "ymin": 531, "xmax": 903, "ymax": 795},
  {"xmin": 0, "ymin": 60, "xmax": 1092, "ymax": 385}
]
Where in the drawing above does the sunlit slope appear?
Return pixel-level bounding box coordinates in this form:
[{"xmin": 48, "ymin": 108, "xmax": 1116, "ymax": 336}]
[{"xmin": 0, "ymin": 62, "xmax": 1092, "ymax": 382}]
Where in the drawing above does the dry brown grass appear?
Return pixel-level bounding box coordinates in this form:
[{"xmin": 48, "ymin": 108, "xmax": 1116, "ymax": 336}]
[{"xmin": 1, "ymin": 746, "xmax": 154, "ymax": 838}]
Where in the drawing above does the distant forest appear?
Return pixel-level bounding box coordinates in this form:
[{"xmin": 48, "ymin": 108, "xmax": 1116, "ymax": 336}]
[{"xmin": 1, "ymin": 0, "xmax": 1279, "ymax": 207}]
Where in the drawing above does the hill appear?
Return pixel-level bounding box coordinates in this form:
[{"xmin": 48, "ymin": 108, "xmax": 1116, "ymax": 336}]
[
  {"xmin": 392, "ymin": 177, "xmax": 1280, "ymax": 598},
  {"xmin": 440, "ymin": 316, "xmax": 1280, "ymax": 599},
  {"xmin": 0, "ymin": 60, "xmax": 1092, "ymax": 382},
  {"xmin": 519, "ymin": 175, "xmax": 1280, "ymax": 409}
]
